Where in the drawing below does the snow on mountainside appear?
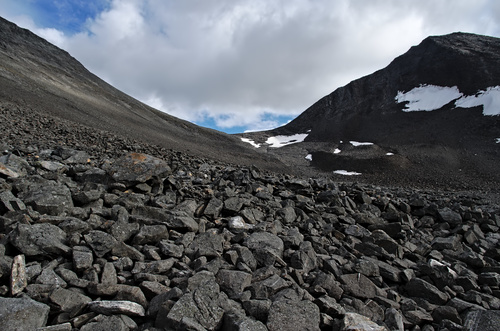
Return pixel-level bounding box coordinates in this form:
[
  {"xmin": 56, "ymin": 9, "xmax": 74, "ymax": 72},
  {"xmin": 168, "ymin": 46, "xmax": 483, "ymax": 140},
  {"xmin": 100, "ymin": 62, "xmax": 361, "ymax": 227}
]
[
  {"xmin": 396, "ymin": 84, "xmax": 500, "ymax": 115},
  {"xmin": 240, "ymin": 32, "xmax": 500, "ymax": 190}
]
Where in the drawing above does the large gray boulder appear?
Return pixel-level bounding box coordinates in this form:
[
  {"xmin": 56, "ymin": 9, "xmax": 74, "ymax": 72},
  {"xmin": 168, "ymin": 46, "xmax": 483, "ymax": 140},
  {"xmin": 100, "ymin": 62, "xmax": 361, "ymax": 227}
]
[
  {"xmin": 0, "ymin": 296, "xmax": 50, "ymax": 330},
  {"xmin": 18, "ymin": 178, "xmax": 73, "ymax": 215},
  {"xmin": 267, "ymin": 299, "xmax": 320, "ymax": 331},
  {"xmin": 10, "ymin": 223, "xmax": 70, "ymax": 257}
]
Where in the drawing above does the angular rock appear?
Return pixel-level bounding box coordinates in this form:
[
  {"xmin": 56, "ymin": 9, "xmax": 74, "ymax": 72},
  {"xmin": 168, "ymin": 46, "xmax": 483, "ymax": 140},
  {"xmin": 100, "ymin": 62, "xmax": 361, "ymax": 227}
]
[
  {"xmin": 267, "ymin": 299, "xmax": 320, "ymax": 331},
  {"xmin": 0, "ymin": 190, "xmax": 25, "ymax": 213},
  {"xmin": 405, "ymin": 278, "xmax": 449, "ymax": 305},
  {"xmin": 132, "ymin": 224, "xmax": 169, "ymax": 245},
  {"xmin": 216, "ymin": 269, "xmax": 252, "ymax": 299},
  {"xmin": 185, "ymin": 232, "xmax": 225, "ymax": 259},
  {"xmin": 245, "ymin": 232, "xmax": 284, "ymax": 267},
  {"xmin": 10, "ymin": 223, "xmax": 70, "ymax": 257},
  {"xmin": 11, "ymin": 254, "xmax": 27, "ymax": 295},
  {"xmin": 108, "ymin": 152, "xmax": 171, "ymax": 184},
  {"xmin": 340, "ymin": 273, "xmax": 379, "ymax": 299},
  {"xmin": 19, "ymin": 179, "xmax": 73, "ymax": 215},
  {"xmin": 87, "ymin": 300, "xmax": 145, "ymax": 317},
  {"xmin": 242, "ymin": 299, "xmax": 272, "ymax": 322},
  {"xmin": 204, "ymin": 197, "xmax": 224, "ymax": 219},
  {"xmin": 384, "ymin": 307, "xmax": 404, "ymax": 331},
  {"xmin": 0, "ymin": 296, "xmax": 50, "ymax": 330},
  {"xmin": 291, "ymin": 241, "xmax": 318, "ymax": 273},
  {"xmin": 158, "ymin": 240, "xmax": 184, "ymax": 258},
  {"xmin": 50, "ymin": 287, "xmax": 91, "ymax": 317},
  {"xmin": 72, "ymin": 246, "xmax": 94, "ymax": 272},
  {"xmin": 311, "ymin": 271, "xmax": 344, "ymax": 300},
  {"xmin": 438, "ymin": 207, "xmax": 462, "ymax": 225},
  {"xmin": 464, "ymin": 310, "xmax": 500, "ymax": 331},
  {"xmin": 80, "ymin": 314, "xmax": 130, "ymax": 331},
  {"xmin": 163, "ymin": 273, "xmax": 225, "ymax": 330},
  {"xmin": 342, "ymin": 312, "xmax": 388, "ymax": 331},
  {"xmin": 84, "ymin": 230, "xmax": 118, "ymax": 258},
  {"xmin": 222, "ymin": 312, "xmax": 268, "ymax": 331},
  {"xmin": 248, "ymin": 274, "xmax": 292, "ymax": 300}
]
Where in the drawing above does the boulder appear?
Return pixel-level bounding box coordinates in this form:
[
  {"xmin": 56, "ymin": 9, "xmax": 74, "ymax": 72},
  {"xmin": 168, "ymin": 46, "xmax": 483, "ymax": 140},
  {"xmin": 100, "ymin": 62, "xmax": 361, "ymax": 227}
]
[
  {"xmin": 267, "ymin": 299, "xmax": 320, "ymax": 331},
  {"xmin": 10, "ymin": 223, "xmax": 70, "ymax": 257},
  {"xmin": 0, "ymin": 296, "xmax": 50, "ymax": 330}
]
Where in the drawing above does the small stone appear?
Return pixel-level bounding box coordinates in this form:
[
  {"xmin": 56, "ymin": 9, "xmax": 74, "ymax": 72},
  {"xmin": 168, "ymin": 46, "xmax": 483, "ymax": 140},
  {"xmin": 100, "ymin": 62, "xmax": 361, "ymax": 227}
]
[
  {"xmin": 11, "ymin": 254, "xmax": 27, "ymax": 295},
  {"xmin": 73, "ymin": 246, "xmax": 94, "ymax": 272}
]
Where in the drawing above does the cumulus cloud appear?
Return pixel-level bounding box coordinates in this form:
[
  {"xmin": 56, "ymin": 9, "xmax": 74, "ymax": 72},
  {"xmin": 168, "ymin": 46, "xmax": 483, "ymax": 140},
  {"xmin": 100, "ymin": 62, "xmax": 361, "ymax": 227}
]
[{"xmin": 2, "ymin": 0, "xmax": 500, "ymax": 132}]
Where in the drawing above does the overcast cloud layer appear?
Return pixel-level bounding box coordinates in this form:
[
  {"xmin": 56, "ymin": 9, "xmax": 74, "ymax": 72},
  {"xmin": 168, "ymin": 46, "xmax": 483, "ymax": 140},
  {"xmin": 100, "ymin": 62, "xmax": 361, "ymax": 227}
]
[{"xmin": 2, "ymin": 0, "xmax": 500, "ymax": 133}]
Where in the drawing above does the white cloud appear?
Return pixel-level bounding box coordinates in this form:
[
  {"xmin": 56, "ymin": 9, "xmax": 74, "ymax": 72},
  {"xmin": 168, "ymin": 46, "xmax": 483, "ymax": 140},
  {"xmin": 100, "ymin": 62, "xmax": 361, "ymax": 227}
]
[{"xmin": 2, "ymin": 0, "xmax": 500, "ymax": 132}]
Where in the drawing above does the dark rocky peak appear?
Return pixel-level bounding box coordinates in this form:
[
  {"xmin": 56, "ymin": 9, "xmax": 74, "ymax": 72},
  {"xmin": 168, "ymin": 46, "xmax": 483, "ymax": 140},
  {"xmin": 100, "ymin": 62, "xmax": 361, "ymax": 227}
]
[{"xmin": 241, "ymin": 32, "xmax": 500, "ymax": 189}]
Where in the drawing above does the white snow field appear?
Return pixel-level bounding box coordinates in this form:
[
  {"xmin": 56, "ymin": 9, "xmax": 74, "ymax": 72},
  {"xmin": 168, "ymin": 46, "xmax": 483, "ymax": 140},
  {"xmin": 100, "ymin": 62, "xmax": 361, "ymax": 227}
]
[
  {"xmin": 496, "ymin": 138, "xmax": 500, "ymax": 144},
  {"xmin": 396, "ymin": 84, "xmax": 500, "ymax": 115},
  {"xmin": 333, "ymin": 170, "xmax": 362, "ymax": 176},
  {"xmin": 305, "ymin": 154, "xmax": 312, "ymax": 161},
  {"xmin": 455, "ymin": 86, "xmax": 500, "ymax": 115},
  {"xmin": 240, "ymin": 138, "xmax": 261, "ymax": 148},
  {"xmin": 334, "ymin": 148, "xmax": 341, "ymax": 154},
  {"xmin": 265, "ymin": 133, "xmax": 309, "ymax": 148},
  {"xmin": 395, "ymin": 85, "xmax": 463, "ymax": 112}
]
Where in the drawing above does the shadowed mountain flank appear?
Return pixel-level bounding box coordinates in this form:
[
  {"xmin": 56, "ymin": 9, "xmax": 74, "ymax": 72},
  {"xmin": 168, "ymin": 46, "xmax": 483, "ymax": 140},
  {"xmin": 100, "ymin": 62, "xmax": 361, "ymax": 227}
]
[
  {"xmin": 0, "ymin": 17, "xmax": 287, "ymax": 173},
  {"xmin": 242, "ymin": 32, "xmax": 500, "ymax": 191}
]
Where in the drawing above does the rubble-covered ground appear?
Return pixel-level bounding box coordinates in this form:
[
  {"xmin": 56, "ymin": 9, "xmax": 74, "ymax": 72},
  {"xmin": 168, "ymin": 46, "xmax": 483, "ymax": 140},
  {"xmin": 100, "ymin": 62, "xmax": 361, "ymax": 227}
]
[{"xmin": 1, "ymin": 103, "xmax": 500, "ymax": 331}]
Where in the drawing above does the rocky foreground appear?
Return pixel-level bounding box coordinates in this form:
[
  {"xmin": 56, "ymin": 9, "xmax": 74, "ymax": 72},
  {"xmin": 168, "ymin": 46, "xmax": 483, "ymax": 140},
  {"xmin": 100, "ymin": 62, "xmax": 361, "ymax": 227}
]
[{"xmin": 1, "ymin": 104, "xmax": 500, "ymax": 331}]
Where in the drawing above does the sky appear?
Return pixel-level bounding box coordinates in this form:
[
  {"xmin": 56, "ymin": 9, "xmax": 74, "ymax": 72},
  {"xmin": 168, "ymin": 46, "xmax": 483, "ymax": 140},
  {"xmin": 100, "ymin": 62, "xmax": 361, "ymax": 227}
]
[{"xmin": 1, "ymin": 1, "xmax": 500, "ymax": 133}]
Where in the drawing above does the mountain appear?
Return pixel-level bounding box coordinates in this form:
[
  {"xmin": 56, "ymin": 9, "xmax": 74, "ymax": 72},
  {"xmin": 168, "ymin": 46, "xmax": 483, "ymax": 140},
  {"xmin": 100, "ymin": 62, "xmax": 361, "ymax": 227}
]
[
  {"xmin": 0, "ymin": 17, "xmax": 286, "ymax": 173},
  {"xmin": 242, "ymin": 32, "xmax": 500, "ymax": 190}
]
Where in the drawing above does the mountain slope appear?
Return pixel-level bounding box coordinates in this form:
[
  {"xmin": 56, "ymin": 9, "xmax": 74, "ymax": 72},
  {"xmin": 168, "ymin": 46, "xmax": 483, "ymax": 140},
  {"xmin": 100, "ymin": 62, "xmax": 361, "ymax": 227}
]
[
  {"xmin": 0, "ymin": 17, "xmax": 287, "ymax": 172},
  {"xmin": 242, "ymin": 32, "xmax": 500, "ymax": 190}
]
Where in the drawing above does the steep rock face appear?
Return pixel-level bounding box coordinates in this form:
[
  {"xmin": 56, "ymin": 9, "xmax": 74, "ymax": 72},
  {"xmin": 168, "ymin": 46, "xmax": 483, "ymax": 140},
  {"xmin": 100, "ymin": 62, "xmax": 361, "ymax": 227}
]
[{"xmin": 0, "ymin": 17, "xmax": 287, "ymax": 173}]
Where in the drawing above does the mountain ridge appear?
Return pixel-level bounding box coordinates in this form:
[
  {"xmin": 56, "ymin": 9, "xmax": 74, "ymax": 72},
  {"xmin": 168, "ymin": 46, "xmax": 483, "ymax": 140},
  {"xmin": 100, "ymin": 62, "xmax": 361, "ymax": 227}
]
[{"xmin": 0, "ymin": 17, "xmax": 288, "ymax": 173}]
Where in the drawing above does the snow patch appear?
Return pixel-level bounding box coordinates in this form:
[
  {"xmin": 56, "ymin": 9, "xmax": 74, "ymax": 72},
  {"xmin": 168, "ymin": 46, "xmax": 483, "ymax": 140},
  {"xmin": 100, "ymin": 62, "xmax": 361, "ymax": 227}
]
[
  {"xmin": 350, "ymin": 141, "xmax": 374, "ymax": 146},
  {"xmin": 455, "ymin": 86, "xmax": 500, "ymax": 116},
  {"xmin": 333, "ymin": 170, "xmax": 362, "ymax": 176},
  {"xmin": 240, "ymin": 138, "xmax": 261, "ymax": 148},
  {"xmin": 334, "ymin": 148, "xmax": 341, "ymax": 154},
  {"xmin": 386, "ymin": 152, "xmax": 394, "ymax": 156},
  {"xmin": 395, "ymin": 85, "xmax": 463, "ymax": 112},
  {"xmin": 265, "ymin": 133, "xmax": 308, "ymax": 148},
  {"xmin": 305, "ymin": 154, "xmax": 312, "ymax": 161},
  {"xmin": 496, "ymin": 138, "xmax": 500, "ymax": 144}
]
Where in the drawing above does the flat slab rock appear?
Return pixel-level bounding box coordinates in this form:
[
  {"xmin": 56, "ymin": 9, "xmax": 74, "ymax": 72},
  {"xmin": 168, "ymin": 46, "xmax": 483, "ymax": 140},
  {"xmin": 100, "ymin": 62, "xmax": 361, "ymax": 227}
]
[{"xmin": 87, "ymin": 300, "xmax": 145, "ymax": 317}]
